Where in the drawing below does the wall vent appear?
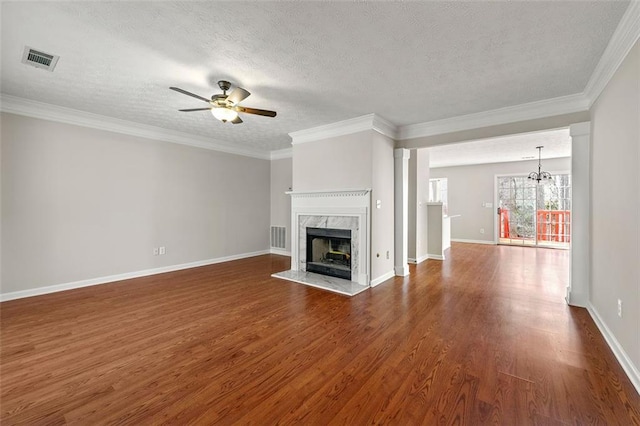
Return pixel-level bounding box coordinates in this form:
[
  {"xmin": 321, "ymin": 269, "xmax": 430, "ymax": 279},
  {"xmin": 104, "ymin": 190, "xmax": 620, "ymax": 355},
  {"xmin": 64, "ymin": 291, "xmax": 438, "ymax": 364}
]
[
  {"xmin": 270, "ymin": 226, "xmax": 286, "ymax": 249},
  {"xmin": 21, "ymin": 47, "xmax": 59, "ymax": 71}
]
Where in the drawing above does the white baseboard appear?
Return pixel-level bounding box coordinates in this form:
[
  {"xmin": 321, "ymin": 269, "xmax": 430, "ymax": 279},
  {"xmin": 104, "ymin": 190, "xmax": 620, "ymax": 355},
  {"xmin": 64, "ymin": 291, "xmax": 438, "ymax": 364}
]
[
  {"xmin": 0, "ymin": 249, "xmax": 271, "ymax": 302},
  {"xmin": 451, "ymin": 238, "xmax": 495, "ymax": 245},
  {"xmin": 427, "ymin": 254, "xmax": 444, "ymax": 261},
  {"xmin": 394, "ymin": 265, "xmax": 410, "ymax": 276},
  {"xmin": 269, "ymin": 248, "xmax": 291, "ymax": 257},
  {"xmin": 370, "ymin": 270, "xmax": 395, "ymax": 287},
  {"xmin": 587, "ymin": 302, "xmax": 640, "ymax": 395},
  {"xmin": 408, "ymin": 254, "xmax": 429, "ymax": 265}
]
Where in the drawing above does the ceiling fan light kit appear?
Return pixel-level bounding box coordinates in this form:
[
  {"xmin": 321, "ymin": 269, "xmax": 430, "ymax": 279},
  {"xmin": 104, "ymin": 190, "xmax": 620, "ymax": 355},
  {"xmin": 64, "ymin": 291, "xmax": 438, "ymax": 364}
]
[
  {"xmin": 211, "ymin": 107, "xmax": 238, "ymax": 122},
  {"xmin": 170, "ymin": 80, "xmax": 276, "ymax": 124}
]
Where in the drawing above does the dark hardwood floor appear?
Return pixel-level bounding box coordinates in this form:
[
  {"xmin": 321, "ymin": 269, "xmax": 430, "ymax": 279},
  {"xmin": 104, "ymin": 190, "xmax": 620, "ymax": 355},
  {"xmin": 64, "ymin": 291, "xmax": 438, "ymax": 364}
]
[{"xmin": 2, "ymin": 243, "xmax": 639, "ymax": 425}]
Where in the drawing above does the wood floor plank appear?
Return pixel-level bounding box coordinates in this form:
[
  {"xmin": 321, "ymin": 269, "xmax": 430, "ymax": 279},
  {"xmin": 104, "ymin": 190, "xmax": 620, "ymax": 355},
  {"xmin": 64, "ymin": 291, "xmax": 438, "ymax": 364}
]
[{"xmin": 1, "ymin": 244, "xmax": 639, "ymax": 425}]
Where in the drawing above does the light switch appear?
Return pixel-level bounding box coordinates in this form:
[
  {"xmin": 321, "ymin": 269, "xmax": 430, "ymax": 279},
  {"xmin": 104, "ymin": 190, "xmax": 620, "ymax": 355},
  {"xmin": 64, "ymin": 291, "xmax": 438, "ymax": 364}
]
[{"xmin": 376, "ymin": 200, "xmax": 382, "ymax": 209}]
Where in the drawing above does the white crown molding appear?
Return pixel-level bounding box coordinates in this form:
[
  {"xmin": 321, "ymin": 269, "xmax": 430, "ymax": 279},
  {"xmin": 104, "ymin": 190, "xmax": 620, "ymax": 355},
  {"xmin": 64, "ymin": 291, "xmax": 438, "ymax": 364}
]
[
  {"xmin": 584, "ymin": 1, "xmax": 640, "ymax": 106},
  {"xmin": 270, "ymin": 148, "xmax": 292, "ymax": 160},
  {"xmin": 398, "ymin": 93, "xmax": 590, "ymax": 141},
  {"xmin": 0, "ymin": 94, "xmax": 272, "ymax": 160},
  {"xmin": 289, "ymin": 113, "xmax": 398, "ymax": 145},
  {"xmin": 372, "ymin": 114, "xmax": 399, "ymax": 140}
]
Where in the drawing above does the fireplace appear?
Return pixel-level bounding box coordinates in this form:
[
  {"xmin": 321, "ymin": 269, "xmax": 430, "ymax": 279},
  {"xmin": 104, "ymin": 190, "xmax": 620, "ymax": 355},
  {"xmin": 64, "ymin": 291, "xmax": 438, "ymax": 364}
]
[
  {"xmin": 281, "ymin": 189, "xmax": 370, "ymax": 289},
  {"xmin": 306, "ymin": 227, "xmax": 352, "ymax": 280}
]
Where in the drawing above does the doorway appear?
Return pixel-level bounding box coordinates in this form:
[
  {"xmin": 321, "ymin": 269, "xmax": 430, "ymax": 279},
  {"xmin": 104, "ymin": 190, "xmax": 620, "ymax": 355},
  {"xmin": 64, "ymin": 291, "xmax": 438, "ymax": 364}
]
[{"xmin": 496, "ymin": 174, "xmax": 571, "ymax": 248}]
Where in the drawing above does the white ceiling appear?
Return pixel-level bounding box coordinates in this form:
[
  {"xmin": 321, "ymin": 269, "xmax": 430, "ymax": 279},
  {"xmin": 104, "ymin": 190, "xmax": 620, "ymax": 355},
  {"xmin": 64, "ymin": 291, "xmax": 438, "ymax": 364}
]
[
  {"xmin": 0, "ymin": 1, "xmax": 630, "ymax": 153},
  {"xmin": 428, "ymin": 128, "xmax": 571, "ymax": 168}
]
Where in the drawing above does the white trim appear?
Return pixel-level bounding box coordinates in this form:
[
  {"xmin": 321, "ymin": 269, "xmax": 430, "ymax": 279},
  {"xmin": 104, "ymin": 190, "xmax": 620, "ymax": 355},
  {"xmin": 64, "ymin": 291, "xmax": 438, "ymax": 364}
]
[
  {"xmin": 288, "ymin": 189, "xmax": 371, "ymax": 198},
  {"xmin": 398, "ymin": 93, "xmax": 589, "ymax": 141},
  {"xmin": 394, "ymin": 265, "xmax": 410, "ymax": 276},
  {"xmin": 270, "ymin": 148, "xmax": 292, "ymax": 160},
  {"xmin": 289, "ymin": 113, "xmax": 397, "ymax": 145},
  {"xmin": 427, "ymin": 254, "xmax": 444, "ymax": 261},
  {"xmin": 587, "ymin": 302, "xmax": 640, "ymax": 395},
  {"xmin": 451, "ymin": 238, "xmax": 495, "ymax": 245},
  {"xmin": 494, "ymin": 174, "xmax": 500, "ymax": 244},
  {"xmin": 584, "ymin": 1, "xmax": 640, "ymax": 106},
  {"xmin": 0, "ymin": 94, "xmax": 272, "ymax": 160},
  {"xmin": 408, "ymin": 254, "xmax": 429, "ymax": 264},
  {"xmin": 370, "ymin": 270, "xmax": 395, "ymax": 287},
  {"xmin": 269, "ymin": 248, "xmax": 291, "ymax": 257},
  {"xmin": 0, "ymin": 250, "xmax": 270, "ymax": 302},
  {"xmin": 372, "ymin": 114, "xmax": 399, "ymax": 140}
]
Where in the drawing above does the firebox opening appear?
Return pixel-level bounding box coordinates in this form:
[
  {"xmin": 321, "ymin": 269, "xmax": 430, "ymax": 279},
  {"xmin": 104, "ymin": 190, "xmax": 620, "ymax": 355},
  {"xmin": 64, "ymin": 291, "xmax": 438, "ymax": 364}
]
[{"xmin": 306, "ymin": 227, "xmax": 352, "ymax": 280}]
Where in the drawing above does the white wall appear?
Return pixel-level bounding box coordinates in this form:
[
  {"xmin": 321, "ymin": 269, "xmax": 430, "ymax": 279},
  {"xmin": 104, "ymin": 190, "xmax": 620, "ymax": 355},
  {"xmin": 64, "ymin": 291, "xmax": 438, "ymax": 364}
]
[
  {"xmin": 370, "ymin": 132, "xmax": 395, "ymax": 281},
  {"xmin": 292, "ymin": 131, "xmax": 372, "ymax": 192},
  {"xmin": 589, "ymin": 41, "xmax": 639, "ymax": 377},
  {"xmin": 1, "ymin": 113, "xmax": 271, "ymax": 295},
  {"xmin": 270, "ymin": 157, "xmax": 292, "ymax": 253},
  {"xmin": 291, "ymin": 129, "xmax": 395, "ymax": 284},
  {"xmin": 408, "ymin": 148, "xmax": 430, "ymax": 262},
  {"xmin": 429, "ymin": 157, "xmax": 571, "ymax": 242}
]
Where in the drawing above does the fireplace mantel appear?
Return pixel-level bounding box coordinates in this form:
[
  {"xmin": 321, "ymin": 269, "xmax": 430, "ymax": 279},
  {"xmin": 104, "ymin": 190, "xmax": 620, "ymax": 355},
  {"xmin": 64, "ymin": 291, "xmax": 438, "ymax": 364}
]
[{"xmin": 287, "ymin": 189, "xmax": 371, "ymax": 199}]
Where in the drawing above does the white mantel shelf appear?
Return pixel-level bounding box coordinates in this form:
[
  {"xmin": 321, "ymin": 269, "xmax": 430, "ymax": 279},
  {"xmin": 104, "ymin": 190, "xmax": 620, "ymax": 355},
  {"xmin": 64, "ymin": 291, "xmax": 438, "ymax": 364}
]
[{"xmin": 286, "ymin": 189, "xmax": 372, "ymax": 198}]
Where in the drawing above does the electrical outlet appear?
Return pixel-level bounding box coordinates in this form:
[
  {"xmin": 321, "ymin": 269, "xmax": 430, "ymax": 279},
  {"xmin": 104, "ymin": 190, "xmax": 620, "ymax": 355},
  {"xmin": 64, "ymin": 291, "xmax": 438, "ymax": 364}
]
[
  {"xmin": 386, "ymin": 250, "xmax": 390, "ymax": 259},
  {"xmin": 159, "ymin": 246, "xmax": 166, "ymax": 255},
  {"xmin": 617, "ymin": 299, "xmax": 622, "ymax": 317},
  {"xmin": 480, "ymin": 228, "xmax": 485, "ymax": 234},
  {"xmin": 153, "ymin": 247, "xmax": 159, "ymax": 256}
]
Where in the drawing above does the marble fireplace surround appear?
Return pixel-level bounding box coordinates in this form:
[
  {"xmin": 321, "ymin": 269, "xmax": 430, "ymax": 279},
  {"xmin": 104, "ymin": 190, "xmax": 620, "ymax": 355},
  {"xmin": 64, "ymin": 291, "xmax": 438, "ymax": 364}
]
[{"xmin": 289, "ymin": 189, "xmax": 371, "ymax": 287}]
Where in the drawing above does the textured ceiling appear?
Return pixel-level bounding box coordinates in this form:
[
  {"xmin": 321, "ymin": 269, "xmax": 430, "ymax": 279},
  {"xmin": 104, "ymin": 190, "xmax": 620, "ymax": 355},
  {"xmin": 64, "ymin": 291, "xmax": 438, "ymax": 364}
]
[
  {"xmin": 0, "ymin": 1, "xmax": 629, "ymax": 152},
  {"xmin": 428, "ymin": 128, "xmax": 571, "ymax": 168}
]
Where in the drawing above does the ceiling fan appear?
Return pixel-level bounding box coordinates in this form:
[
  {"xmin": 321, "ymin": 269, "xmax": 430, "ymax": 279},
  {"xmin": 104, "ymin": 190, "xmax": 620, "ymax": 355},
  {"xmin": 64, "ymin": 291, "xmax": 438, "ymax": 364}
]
[{"xmin": 170, "ymin": 80, "xmax": 277, "ymax": 124}]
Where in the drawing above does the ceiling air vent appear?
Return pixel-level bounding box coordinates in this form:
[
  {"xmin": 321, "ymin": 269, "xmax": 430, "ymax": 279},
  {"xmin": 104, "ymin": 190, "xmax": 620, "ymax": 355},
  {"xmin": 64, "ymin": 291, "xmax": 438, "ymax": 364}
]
[{"xmin": 21, "ymin": 46, "xmax": 59, "ymax": 71}]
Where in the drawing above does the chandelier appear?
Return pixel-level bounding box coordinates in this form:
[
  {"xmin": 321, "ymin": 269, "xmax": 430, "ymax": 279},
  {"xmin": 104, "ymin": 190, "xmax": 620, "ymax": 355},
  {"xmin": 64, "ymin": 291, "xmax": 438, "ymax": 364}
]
[{"xmin": 528, "ymin": 146, "xmax": 553, "ymax": 183}]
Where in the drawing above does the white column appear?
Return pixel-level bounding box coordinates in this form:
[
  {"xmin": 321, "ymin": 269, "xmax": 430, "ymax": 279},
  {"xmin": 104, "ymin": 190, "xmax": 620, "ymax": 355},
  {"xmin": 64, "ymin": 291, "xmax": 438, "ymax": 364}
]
[
  {"xmin": 568, "ymin": 121, "xmax": 591, "ymax": 307},
  {"xmin": 394, "ymin": 148, "xmax": 410, "ymax": 276}
]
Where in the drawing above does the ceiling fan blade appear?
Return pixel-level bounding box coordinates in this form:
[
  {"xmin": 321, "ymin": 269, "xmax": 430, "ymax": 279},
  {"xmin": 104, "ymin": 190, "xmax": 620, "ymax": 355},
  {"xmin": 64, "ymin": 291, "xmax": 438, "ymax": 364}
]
[
  {"xmin": 235, "ymin": 106, "xmax": 277, "ymax": 117},
  {"xmin": 170, "ymin": 87, "xmax": 211, "ymax": 103},
  {"xmin": 226, "ymin": 87, "xmax": 251, "ymax": 105},
  {"xmin": 231, "ymin": 116, "xmax": 243, "ymax": 124},
  {"xmin": 178, "ymin": 107, "xmax": 212, "ymax": 112}
]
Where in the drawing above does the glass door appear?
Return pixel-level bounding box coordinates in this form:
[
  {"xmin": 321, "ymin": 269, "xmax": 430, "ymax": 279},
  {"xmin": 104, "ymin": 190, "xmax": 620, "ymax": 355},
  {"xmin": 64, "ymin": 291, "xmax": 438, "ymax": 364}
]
[{"xmin": 497, "ymin": 174, "xmax": 571, "ymax": 248}]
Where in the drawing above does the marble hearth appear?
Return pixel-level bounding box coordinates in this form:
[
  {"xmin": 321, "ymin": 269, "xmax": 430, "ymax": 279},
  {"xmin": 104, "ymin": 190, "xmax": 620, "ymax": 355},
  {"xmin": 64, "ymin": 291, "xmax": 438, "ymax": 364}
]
[{"xmin": 272, "ymin": 189, "xmax": 371, "ymax": 296}]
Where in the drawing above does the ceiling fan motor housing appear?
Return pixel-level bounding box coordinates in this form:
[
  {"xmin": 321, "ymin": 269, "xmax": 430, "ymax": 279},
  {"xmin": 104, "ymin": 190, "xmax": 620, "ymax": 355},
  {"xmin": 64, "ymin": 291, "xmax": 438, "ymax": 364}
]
[
  {"xmin": 211, "ymin": 94, "xmax": 228, "ymax": 106},
  {"xmin": 217, "ymin": 80, "xmax": 232, "ymax": 93}
]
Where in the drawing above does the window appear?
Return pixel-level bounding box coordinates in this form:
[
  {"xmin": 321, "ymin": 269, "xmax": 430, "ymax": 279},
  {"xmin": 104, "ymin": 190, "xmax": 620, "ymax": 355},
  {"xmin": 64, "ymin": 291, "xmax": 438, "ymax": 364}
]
[{"xmin": 429, "ymin": 178, "xmax": 448, "ymax": 213}]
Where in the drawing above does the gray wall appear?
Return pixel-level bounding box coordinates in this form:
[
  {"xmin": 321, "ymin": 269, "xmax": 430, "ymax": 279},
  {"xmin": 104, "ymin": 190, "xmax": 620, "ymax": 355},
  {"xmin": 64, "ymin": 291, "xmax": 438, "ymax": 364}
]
[
  {"xmin": 370, "ymin": 131, "xmax": 395, "ymax": 280},
  {"xmin": 408, "ymin": 148, "xmax": 429, "ymax": 261},
  {"xmin": 270, "ymin": 157, "xmax": 292, "ymax": 253},
  {"xmin": 1, "ymin": 113, "xmax": 271, "ymax": 295},
  {"xmin": 590, "ymin": 41, "xmax": 639, "ymax": 372},
  {"xmin": 292, "ymin": 130, "xmax": 395, "ymax": 283},
  {"xmin": 292, "ymin": 131, "xmax": 372, "ymax": 192},
  {"xmin": 429, "ymin": 157, "xmax": 571, "ymax": 242}
]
